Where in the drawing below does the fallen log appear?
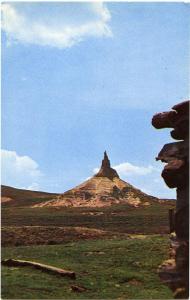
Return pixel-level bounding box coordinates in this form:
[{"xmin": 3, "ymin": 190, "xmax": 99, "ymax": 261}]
[{"xmin": 2, "ymin": 259, "xmax": 76, "ymax": 279}]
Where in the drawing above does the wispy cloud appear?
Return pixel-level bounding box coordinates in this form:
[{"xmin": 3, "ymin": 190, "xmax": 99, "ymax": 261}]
[
  {"xmin": 1, "ymin": 2, "xmax": 112, "ymax": 48},
  {"xmin": 25, "ymin": 182, "xmax": 40, "ymax": 191},
  {"xmin": 113, "ymin": 162, "xmax": 155, "ymax": 176},
  {"xmin": 1, "ymin": 149, "xmax": 43, "ymax": 190},
  {"xmin": 93, "ymin": 168, "xmax": 99, "ymax": 174}
]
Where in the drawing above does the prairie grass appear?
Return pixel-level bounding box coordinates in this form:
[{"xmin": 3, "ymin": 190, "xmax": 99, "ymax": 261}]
[{"xmin": 2, "ymin": 236, "xmax": 173, "ymax": 299}]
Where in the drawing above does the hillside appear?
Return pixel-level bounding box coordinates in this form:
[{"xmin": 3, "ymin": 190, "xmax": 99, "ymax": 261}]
[{"xmin": 1, "ymin": 185, "xmax": 58, "ymax": 207}]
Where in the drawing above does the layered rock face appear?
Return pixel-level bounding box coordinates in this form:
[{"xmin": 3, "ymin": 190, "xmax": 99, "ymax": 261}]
[
  {"xmin": 152, "ymin": 100, "xmax": 189, "ymax": 299},
  {"xmin": 34, "ymin": 152, "xmax": 159, "ymax": 208}
]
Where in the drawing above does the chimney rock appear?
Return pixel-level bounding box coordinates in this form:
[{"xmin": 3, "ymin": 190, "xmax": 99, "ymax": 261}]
[{"xmin": 95, "ymin": 151, "xmax": 119, "ymax": 180}]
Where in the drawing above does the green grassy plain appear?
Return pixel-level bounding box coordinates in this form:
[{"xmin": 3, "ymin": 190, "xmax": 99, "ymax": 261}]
[
  {"xmin": 2, "ymin": 201, "xmax": 175, "ymax": 299},
  {"xmin": 2, "ymin": 236, "xmax": 173, "ymax": 299}
]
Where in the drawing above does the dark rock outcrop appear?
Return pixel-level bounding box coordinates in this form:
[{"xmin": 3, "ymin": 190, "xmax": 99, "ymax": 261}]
[{"xmin": 152, "ymin": 100, "xmax": 189, "ymax": 299}]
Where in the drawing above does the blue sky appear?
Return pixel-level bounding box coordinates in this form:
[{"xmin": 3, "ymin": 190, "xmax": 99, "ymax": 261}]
[{"xmin": 1, "ymin": 2, "xmax": 189, "ymax": 198}]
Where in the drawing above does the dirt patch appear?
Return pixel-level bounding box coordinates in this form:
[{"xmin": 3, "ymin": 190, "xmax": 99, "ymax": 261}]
[
  {"xmin": 2, "ymin": 226, "xmax": 117, "ymax": 247},
  {"xmin": 129, "ymin": 234, "xmax": 148, "ymax": 239},
  {"xmin": 1, "ymin": 197, "xmax": 13, "ymax": 203},
  {"xmin": 85, "ymin": 251, "xmax": 105, "ymax": 256}
]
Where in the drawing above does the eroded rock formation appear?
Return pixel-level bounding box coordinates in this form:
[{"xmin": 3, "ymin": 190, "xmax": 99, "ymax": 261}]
[
  {"xmin": 33, "ymin": 152, "xmax": 160, "ymax": 208},
  {"xmin": 95, "ymin": 151, "xmax": 119, "ymax": 180},
  {"xmin": 152, "ymin": 100, "xmax": 189, "ymax": 299}
]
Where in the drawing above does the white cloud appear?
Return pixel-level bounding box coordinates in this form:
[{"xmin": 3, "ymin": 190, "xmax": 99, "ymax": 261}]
[
  {"xmin": 26, "ymin": 182, "xmax": 40, "ymax": 191},
  {"xmin": 1, "ymin": 2, "xmax": 112, "ymax": 48},
  {"xmin": 153, "ymin": 178, "xmax": 160, "ymax": 183},
  {"xmin": 93, "ymin": 167, "xmax": 99, "ymax": 174},
  {"xmin": 1, "ymin": 149, "xmax": 43, "ymax": 189},
  {"xmin": 138, "ymin": 187, "xmax": 153, "ymax": 195},
  {"xmin": 113, "ymin": 162, "xmax": 155, "ymax": 176}
]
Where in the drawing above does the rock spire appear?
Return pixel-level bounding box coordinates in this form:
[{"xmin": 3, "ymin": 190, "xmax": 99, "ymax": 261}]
[
  {"xmin": 101, "ymin": 151, "xmax": 111, "ymax": 169},
  {"xmin": 95, "ymin": 151, "xmax": 119, "ymax": 180}
]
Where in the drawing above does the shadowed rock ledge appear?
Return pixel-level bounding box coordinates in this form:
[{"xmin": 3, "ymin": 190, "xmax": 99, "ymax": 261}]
[{"xmin": 152, "ymin": 100, "xmax": 189, "ymax": 299}]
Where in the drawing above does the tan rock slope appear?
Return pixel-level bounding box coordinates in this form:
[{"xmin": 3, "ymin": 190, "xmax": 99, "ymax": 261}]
[{"xmin": 34, "ymin": 152, "xmax": 160, "ymax": 208}]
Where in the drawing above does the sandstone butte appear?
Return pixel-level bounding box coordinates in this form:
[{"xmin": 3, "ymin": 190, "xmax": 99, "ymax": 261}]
[{"xmin": 33, "ymin": 152, "xmax": 162, "ymax": 208}]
